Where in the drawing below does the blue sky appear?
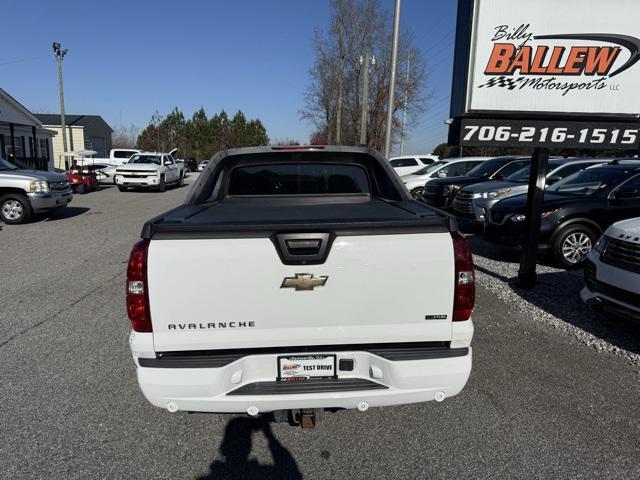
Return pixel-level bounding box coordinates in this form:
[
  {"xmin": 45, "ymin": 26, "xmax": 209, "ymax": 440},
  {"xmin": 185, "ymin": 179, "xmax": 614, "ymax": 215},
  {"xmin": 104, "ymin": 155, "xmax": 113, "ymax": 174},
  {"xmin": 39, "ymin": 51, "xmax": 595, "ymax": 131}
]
[{"xmin": 1, "ymin": 0, "xmax": 456, "ymax": 155}]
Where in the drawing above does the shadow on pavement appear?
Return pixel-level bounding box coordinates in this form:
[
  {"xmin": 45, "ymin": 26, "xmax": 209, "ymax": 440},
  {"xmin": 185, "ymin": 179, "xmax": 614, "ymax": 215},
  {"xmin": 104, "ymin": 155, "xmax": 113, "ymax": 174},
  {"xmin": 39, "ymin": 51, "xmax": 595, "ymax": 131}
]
[
  {"xmin": 197, "ymin": 415, "xmax": 302, "ymax": 480},
  {"xmin": 39, "ymin": 207, "xmax": 91, "ymax": 222},
  {"xmin": 475, "ymin": 264, "xmax": 640, "ymax": 355}
]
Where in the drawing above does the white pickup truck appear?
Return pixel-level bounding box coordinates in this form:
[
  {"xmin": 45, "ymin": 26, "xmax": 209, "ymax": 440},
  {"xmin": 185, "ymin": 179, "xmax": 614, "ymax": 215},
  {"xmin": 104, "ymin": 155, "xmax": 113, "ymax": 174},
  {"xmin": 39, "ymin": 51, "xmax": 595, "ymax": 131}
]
[
  {"xmin": 88, "ymin": 148, "xmax": 141, "ymax": 166},
  {"xmin": 126, "ymin": 146, "xmax": 474, "ymax": 424},
  {"xmin": 115, "ymin": 151, "xmax": 185, "ymax": 192}
]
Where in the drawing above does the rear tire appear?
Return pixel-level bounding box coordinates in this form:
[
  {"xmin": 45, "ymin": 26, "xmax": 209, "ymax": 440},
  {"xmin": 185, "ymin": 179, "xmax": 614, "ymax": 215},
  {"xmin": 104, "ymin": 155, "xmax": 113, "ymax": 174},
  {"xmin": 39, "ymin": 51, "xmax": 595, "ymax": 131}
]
[
  {"xmin": 177, "ymin": 173, "xmax": 184, "ymax": 188},
  {"xmin": 552, "ymin": 224, "xmax": 597, "ymax": 268},
  {"xmin": 0, "ymin": 194, "xmax": 32, "ymax": 224},
  {"xmin": 158, "ymin": 175, "xmax": 166, "ymax": 192},
  {"xmin": 76, "ymin": 184, "xmax": 86, "ymax": 195},
  {"xmin": 117, "ymin": 186, "xmax": 127, "ymax": 192}
]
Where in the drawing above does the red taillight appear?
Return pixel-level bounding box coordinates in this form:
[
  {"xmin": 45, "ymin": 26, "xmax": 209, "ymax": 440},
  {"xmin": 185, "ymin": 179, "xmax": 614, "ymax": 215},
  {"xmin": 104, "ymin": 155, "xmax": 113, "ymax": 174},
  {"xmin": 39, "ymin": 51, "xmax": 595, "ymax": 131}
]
[
  {"xmin": 126, "ymin": 239, "xmax": 152, "ymax": 332},
  {"xmin": 451, "ymin": 231, "xmax": 475, "ymax": 321}
]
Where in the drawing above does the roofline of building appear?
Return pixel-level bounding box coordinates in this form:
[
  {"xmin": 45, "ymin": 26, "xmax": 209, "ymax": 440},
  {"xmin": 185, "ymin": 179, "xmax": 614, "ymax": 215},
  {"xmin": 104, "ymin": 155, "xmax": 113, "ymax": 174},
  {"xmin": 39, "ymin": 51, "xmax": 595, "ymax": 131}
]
[{"xmin": 0, "ymin": 87, "xmax": 43, "ymax": 126}]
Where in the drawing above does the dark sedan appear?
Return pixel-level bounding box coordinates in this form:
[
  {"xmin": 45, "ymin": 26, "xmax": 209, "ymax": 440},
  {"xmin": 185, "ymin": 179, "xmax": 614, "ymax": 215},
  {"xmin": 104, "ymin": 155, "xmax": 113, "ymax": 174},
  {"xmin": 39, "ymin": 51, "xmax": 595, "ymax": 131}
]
[
  {"xmin": 422, "ymin": 156, "xmax": 530, "ymax": 209},
  {"xmin": 484, "ymin": 161, "xmax": 640, "ymax": 268}
]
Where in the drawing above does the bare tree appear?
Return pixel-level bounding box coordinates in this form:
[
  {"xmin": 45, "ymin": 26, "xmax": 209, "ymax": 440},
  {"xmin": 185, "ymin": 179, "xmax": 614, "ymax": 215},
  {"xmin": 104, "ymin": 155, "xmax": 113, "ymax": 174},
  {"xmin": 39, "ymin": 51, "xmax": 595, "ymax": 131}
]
[
  {"xmin": 112, "ymin": 124, "xmax": 140, "ymax": 149},
  {"xmin": 300, "ymin": 0, "xmax": 430, "ymax": 152},
  {"xmin": 271, "ymin": 138, "xmax": 301, "ymax": 146}
]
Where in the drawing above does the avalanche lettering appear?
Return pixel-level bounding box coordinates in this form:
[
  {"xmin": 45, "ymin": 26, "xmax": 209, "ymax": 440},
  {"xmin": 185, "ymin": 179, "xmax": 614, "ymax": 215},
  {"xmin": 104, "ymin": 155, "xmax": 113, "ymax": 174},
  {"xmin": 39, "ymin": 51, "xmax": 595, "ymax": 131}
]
[{"xmin": 167, "ymin": 321, "xmax": 256, "ymax": 330}]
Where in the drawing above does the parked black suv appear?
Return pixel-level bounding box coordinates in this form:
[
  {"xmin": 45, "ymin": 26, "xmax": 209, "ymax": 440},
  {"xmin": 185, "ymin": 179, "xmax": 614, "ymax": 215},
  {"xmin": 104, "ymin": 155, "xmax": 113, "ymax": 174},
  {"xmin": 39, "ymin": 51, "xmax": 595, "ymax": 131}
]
[
  {"xmin": 422, "ymin": 156, "xmax": 530, "ymax": 209},
  {"xmin": 484, "ymin": 161, "xmax": 640, "ymax": 267},
  {"xmin": 183, "ymin": 158, "xmax": 198, "ymax": 172}
]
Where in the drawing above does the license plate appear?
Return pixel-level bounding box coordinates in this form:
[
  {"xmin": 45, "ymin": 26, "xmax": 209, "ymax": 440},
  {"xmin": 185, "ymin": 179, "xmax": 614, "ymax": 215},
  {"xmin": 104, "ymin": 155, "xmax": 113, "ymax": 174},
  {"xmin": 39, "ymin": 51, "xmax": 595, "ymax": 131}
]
[{"xmin": 278, "ymin": 354, "xmax": 336, "ymax": 381}]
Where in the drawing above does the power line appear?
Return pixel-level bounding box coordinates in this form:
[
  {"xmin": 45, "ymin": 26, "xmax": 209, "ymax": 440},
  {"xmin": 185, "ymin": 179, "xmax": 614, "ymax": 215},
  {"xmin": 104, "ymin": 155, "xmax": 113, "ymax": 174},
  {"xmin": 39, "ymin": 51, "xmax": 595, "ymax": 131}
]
[{"xmin": 0, "ymin": 55, "xmax": 49, "ymax": 67}]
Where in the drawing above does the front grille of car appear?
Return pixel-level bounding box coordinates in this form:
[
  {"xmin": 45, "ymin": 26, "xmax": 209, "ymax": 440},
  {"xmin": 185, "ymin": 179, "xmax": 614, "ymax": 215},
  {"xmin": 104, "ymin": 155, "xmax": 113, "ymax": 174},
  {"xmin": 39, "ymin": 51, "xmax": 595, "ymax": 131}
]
[
  {"xmin": 117, "ymin": 170, "xmax": 157, "ymax": 177},
  {"xmin": 584, "ymin": 259, "xmax": 597, "ymax": 291},
  {"xmin": 49, "ymin": 180, "xmax": 69, "ymax": 191},
  {"xmin": 602, "ymin": 238, "xmax": 640, "ymax": 273},
  {"xmin": 454, "ymin": 191, "xmax": 475, "ymax": 214}
]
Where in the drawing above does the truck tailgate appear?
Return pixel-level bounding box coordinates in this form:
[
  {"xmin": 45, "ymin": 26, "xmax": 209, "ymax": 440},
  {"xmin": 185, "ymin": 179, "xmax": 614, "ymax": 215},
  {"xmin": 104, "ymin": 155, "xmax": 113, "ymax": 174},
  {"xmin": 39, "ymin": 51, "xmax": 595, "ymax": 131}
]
[{"xmin": 148, "ymin": 232, "xmax": 454, "ymax": 352}]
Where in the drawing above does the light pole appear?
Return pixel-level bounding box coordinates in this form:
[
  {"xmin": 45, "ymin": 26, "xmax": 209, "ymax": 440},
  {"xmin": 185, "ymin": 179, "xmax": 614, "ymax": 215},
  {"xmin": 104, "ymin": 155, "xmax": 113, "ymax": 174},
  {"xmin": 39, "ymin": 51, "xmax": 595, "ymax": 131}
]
[
  {"xmin": 358, "ymin": 54, "xmax": 376, "ymax": 146},
  {"xmin": 399, "ymin": 51, "xmax": 411, "ymax": 155},
  {"xmin": 384, "ymin": 0, "xmax": 401, "ymax": 158},
  {"xmin": 52, "ymin": 42, "xmax": 69, "ymax": 169}
]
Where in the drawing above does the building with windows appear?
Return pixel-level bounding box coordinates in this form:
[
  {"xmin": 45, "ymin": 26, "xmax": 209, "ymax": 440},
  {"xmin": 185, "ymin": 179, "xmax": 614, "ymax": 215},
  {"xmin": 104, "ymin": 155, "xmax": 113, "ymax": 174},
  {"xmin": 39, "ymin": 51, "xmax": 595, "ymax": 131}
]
[
  {"xmin": 34, "ymin": 114, "xmax": 113, "ymax": 169},
  {"xmin": 0, "ymin": 88, "xmax": 56, "ymax": 171}
]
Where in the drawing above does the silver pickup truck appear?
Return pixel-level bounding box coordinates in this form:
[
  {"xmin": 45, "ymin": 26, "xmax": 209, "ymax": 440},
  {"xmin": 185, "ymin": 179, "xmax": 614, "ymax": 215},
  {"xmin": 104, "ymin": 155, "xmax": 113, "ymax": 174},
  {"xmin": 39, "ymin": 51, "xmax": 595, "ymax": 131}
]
[{"xmin": 0, "ymin": 158, "xmax": 73, "ymax": 224}]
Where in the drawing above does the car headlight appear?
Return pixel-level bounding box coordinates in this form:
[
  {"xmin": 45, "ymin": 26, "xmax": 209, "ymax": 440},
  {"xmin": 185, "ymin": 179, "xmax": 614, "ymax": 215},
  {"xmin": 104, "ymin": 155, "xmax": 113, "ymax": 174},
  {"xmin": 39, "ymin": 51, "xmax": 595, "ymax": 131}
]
[
  {"xmin": 510, "ymin": 210, "xmax": 556, "ymax": 222},
  {"xmin": 29, "ymin": 180, "xmax": 49, "ymax": 193},
  {"xmin": 594, "ymin": 235, "xmax": 610, "ymax": 253},
  {"xmin": 443, "ymin": 185, "xmax": 460, "ymax": 195},
  {"xmin": 482, "ymin": 189, "xmax": 511, "ymax": 199}
]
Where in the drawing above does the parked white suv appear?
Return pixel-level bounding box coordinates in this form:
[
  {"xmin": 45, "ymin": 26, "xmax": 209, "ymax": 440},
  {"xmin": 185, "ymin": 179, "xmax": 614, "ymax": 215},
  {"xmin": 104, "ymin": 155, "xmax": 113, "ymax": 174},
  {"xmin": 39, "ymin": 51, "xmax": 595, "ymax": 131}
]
[
  {"xmin": 115, "ymin": 151, "xmax": 184, "ymax": 192},
  {"xmin": 582, "ymin": 218, "xmax": 640, "ymax": 321},
  {"xmin": 389, "ymin": 155, "xmax": 438, "ymax": 177},
  {"xmin": 402, "ymin": 157, "xmax": 489, "ymax": 199}
]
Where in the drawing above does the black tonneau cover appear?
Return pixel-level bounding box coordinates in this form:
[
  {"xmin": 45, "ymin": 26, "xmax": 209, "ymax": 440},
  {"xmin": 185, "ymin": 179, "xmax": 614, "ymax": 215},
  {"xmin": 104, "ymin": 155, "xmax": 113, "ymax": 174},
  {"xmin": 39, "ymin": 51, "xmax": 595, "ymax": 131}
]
[
  {"xmin": 142, "ymin": 198, "xmax": 450, "ymax": 239},
  {"xmin": 141, "ymin": 146, "xmax": 453, "ymax": 239}
]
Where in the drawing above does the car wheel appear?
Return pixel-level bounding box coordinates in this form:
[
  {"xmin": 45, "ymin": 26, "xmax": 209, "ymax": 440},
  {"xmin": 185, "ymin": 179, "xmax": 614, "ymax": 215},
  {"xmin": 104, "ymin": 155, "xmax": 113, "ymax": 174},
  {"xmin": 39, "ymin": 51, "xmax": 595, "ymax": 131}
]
[
  {"xmin": 410, "ymin": 187, "xmax": 424, "ymax": 200},
  {"xmin": 77, "ymin": 184, "xmax": 86, "ymax": 195},
  {"xmin": 158, "ymin": 175, "xmax": 166, "ymax": 192},
  {"xmin": 178, "ymin": 173, "xmax": 184, "ymax": 187},
  {"xmin": 553, "ymin": 225, "xmax": 596, "ymax": 268},
  {"xmin": 0, "ymin": 194, "xmax": 32, "ymax": 224},
  {"xmin": 117, "ymin": 186, "xmax": 127, "ymax": 192}
]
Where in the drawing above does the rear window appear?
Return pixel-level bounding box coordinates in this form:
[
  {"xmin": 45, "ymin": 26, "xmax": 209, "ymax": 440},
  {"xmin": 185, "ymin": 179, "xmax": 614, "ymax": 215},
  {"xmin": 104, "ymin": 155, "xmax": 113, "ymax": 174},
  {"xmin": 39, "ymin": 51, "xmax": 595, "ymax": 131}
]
[
  {"xmin": 390, "ymin": 158, "xmax": 418, "ymax": 167},
  {"xmin": 227, "ymin": 163, "xmax": 370, "ymax": 196},
  {"xmin": 113, "ymin": 150, "xmax": 136, "ymax": 159}
]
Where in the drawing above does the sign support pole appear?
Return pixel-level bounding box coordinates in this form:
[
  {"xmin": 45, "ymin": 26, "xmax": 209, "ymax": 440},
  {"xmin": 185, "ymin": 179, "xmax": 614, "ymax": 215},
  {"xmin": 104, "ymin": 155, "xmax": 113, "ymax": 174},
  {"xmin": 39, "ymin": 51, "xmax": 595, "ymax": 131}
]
[{"xmin": 517, "ymin": 147, "xmax": 549, "ymax": 289}]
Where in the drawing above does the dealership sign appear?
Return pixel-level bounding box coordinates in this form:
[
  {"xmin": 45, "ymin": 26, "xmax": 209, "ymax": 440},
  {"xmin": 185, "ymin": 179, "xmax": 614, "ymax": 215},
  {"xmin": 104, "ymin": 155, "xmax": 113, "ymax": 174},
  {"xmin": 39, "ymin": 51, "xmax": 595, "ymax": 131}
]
[{"xmin": 449, "ymin": 0, "xmax": 640, "ymax": 149}]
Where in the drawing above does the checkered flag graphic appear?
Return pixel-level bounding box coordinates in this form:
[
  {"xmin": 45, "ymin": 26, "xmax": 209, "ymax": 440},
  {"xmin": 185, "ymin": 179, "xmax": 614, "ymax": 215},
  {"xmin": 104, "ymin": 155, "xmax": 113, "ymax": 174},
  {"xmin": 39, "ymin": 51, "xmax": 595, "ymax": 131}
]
[{"xmin": 478, "ymin": 76, "xmax": 523, "ymax": 90}]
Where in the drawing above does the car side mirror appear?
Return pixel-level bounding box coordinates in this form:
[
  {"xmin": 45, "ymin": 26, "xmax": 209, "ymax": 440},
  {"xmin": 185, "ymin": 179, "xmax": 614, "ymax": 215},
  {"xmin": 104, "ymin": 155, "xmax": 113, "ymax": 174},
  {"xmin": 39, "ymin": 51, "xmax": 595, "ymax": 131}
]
[
  {"xmin": 614, "ymin": 187, "xmax": 639, "ymax": 200},
  {"xmin": 546, "ymin": 175, "xmax": 562, "ymax": 185}
]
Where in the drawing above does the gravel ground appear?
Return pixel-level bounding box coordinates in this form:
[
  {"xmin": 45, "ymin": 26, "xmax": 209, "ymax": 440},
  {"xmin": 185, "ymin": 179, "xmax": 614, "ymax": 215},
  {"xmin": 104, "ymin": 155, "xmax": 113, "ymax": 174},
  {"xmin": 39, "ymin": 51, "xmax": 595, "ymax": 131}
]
[
  {"xmin": 1, "ymin": 180, "xmax": 639, "ymax": 479},
  {"xmin": 470, "ymin": 235, "xmax": 640, "ymax": 367}
]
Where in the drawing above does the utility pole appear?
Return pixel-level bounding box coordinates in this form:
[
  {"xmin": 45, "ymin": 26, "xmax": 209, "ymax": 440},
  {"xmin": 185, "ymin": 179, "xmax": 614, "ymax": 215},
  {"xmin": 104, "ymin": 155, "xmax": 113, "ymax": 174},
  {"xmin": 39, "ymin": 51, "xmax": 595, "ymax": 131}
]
[
  {"xmin": 52, "ymin": 42, "xmax": 69, "ymax": 169},
  {"xmin": 336, "ymin": 16, "xmax": 345, "ymax": 145},
  {"xmin": 359, "ymin": 54, "xmax": 376, "ymax": 146},
  {"xmin": 384, "ymin": 0, "xmax": 401, "ymax": 158},
  {"xmin": 399, "ymin": 51, "xmax": 411, "ymax": 155}
]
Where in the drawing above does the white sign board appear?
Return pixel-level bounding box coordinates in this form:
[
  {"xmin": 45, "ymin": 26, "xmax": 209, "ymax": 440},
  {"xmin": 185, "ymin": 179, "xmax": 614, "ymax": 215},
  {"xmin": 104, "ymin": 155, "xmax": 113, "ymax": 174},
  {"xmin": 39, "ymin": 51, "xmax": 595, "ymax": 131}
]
[{"xmin": 465, "ymin": 0, "xmax": 640, "ymax": 116}]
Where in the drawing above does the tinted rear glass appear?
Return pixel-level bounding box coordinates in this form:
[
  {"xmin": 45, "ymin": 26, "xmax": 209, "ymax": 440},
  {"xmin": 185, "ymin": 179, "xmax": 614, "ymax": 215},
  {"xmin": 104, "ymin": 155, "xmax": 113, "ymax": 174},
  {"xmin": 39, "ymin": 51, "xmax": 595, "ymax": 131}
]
[
  {"xmin": 228, "ymin": 163, "xmax": 370, "ymax": 195},
  {"xmin": 113, "ymin": 150, "xmax": 136, "ymax": 159}
]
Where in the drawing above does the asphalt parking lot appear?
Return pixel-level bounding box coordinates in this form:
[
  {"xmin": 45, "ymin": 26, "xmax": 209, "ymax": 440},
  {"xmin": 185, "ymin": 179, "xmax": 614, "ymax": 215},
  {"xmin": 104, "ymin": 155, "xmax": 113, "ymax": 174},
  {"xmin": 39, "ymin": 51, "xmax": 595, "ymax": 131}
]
[{"xmin": 2, "ymin": 175, "xmax": 639, "ymax": 479}]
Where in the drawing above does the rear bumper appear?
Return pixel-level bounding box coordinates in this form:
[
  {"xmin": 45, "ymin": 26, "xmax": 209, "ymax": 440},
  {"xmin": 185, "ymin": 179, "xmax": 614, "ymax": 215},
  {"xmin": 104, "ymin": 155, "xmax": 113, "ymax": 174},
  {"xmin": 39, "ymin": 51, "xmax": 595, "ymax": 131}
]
[{"xmin": 129, "ymin": 324, "xmax": 473, "ymax": 414}]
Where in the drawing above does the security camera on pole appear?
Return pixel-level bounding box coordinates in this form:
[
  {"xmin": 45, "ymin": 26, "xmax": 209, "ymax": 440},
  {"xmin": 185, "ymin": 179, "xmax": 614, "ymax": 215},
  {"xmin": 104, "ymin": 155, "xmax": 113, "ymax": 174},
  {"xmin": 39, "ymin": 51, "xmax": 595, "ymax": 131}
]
[{"xmin": 52, "ymin": 42, "xmax": 69, "ymax": 170}]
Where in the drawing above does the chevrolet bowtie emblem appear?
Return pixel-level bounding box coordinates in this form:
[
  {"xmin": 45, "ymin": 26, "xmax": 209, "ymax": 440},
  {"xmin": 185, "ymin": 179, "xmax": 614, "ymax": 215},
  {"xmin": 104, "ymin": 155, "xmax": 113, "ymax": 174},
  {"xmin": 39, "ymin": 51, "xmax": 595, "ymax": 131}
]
[{"xmin": 281, "ymin": 273, "xmax": 328, "ymax": 291}]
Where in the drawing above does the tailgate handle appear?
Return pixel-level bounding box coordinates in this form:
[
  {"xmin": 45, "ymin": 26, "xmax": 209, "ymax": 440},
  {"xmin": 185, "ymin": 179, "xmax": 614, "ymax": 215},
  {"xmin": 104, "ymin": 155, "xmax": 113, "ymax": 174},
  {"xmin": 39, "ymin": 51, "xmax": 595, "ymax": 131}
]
[
  {"xmin": 273, "ymin": 233, "xmax": 335, "ymax": 265},
  {"xmin": 285, "ymin": 239, "xmax": 322, "ymax": 255}
]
